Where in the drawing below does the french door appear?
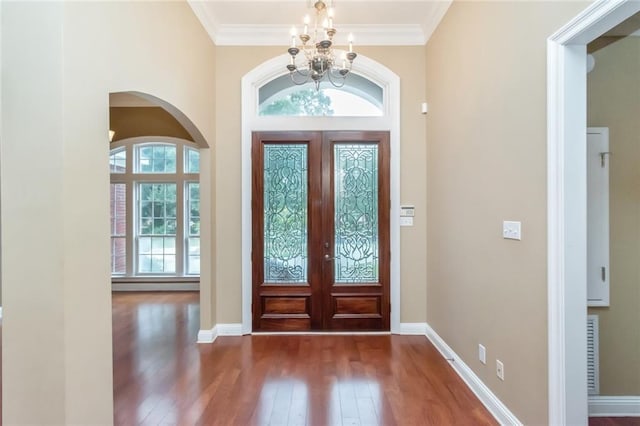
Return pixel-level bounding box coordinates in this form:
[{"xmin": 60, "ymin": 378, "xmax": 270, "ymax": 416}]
[{"xmin": 252, "ymin": 131, "xmax": 390, "ymax": 331}]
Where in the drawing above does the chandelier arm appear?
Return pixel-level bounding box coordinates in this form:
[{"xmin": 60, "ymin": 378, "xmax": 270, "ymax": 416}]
[
  {"xmin": 326, "ymin": 70, "xmax": 347, "ymax": 88},
  {"xmin": 289, "ymin": 69, "xmax": 312, "ymax": 86},
  {"xmin": 286, "ymin": 1, "xmax": 355, "ymax": 89}
]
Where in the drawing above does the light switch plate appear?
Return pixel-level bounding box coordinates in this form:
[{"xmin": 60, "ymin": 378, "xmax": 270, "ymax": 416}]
[
  {"xmin": 400, "ymin": 205, "xmax": 415, "ymax": 217},
  {"xmin": 503, "ymin": 221, "xmax": 521, "ymax": 240},
  {"xmin": 400, "ymin": 217, "xmax": 414, "ymax": 227}
]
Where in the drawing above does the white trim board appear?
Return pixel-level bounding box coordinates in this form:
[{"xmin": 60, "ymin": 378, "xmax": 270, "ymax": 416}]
[
  {"xmin": 399, "ymin": 322, "xmax": 428, "ymax": 335},
  {"xmin": 589, "ymin": 396, "xmax": 640, "ymax": 417},
  {"xmin": 197, "ymin": 323, "xmax": 244, "ymax": 344},
  {"xmin": 111, "ymin": 283, "xmax": 199, "ymax": 292},
  {"xmin": 197, "ymin": 326, "xmax": 218, "ymax": 344},
  {"xmin": 425, "ymin": 324, "xmax": 522, "ymax": 426},
  {"xmin": 547, "ymin": 1, "xmax": 640, "ymax": 424}
]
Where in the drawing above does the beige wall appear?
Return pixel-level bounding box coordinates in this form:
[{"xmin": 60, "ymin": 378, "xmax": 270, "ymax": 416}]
[
  {"xmin": 426, "ymin": 2, "xmax": 586, "ymax": 424},
  {"xmin": 214, "ymin": 46, "xmax": 427, "ymax": 324},
  {"xmin": 587, "ymin": 36, "xmax": 640, "ymax": 395},
  {"xmin": 1, "ymin": 1, "xmax": 215, "ymax": 423},
  {"xmin": 110, "ymin": 107, "xmax": 194, "ymax": 142}
]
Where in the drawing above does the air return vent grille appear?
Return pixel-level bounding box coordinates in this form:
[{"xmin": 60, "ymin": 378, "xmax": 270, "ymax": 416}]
[{"xmin": 587, "ymin": 314, "xmax": 600, "ymax": 395}]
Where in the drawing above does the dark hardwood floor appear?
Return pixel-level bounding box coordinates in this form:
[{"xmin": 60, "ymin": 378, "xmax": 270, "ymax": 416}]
[
  {"xmin": 0, "ymin": 293, "xmax": 635, "ymax": 425},
  {"xmin": 113, "ymin": 292, "xmax": 497, "ymax": 425}
]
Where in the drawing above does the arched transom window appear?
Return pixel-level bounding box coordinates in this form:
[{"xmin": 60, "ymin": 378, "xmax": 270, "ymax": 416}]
[
  {"xmin": 258, "ymin": 73, "xmax": 383, "ymax": 117},
  {"xmin": 110, "ymin": 138, "xmax": 200, "ymax": 278}
]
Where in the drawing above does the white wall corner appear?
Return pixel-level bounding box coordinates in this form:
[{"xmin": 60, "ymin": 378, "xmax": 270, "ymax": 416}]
[
  {"xmin": 589, "ymin": 396, "xmax": 640, "ymax": 417},
  {"xmin": 197, "ymin": 326, "xmax": 218, "ymax": 344},
  {"xmin": 399, "ymin": 322, "xmax": 428, "ymax": 335},
  {"xmin": 216, "ymin": 323, "xmax": 244, "ymax": 336},
  {"xmin": 0, "ymin": 307, "xmax": 3, "ymax": 319},
  {"xmin": 425, "ymin": 324, "xmax": 523, "ymax": 426}
]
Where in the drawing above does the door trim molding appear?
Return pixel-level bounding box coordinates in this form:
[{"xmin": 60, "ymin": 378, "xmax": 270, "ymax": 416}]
[
  {"xmin": 547, "ymin": 1, "xmax": 640, "ymax": 423},
  {"xmin": 241, "ymin": 53, "xmax": 401, "ymax": 334}
]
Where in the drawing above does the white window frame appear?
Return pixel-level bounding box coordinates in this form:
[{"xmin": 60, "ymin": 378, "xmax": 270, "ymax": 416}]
[{"xmin": 110, "ymin": 136, "xmax": 200, "ymax": 281}]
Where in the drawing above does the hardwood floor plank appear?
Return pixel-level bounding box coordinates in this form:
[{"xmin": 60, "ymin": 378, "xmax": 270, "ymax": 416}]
[{"xmin": 112, "ymin": 292, "xmax": 498, "ymax": 425}]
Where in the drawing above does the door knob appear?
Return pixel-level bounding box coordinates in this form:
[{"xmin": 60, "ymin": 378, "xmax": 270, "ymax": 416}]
[{"xmin": 324, "ymin": 254, "xmax": 334, "ymax": 261}]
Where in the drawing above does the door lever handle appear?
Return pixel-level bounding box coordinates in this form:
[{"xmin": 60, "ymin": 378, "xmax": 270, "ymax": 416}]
[{"xmin": 324, "ymin": 254, "xmax": 335, "ymax": 261}]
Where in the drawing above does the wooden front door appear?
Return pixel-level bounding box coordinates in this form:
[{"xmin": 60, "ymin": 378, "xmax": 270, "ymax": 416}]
[{"xmin": 252, "ymin": 131, "xmax": 390, "ymax": 331}]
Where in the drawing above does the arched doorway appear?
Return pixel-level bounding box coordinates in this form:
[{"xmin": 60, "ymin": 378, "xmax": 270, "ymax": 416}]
[{"xmin": 241, "ymin": 53, "xmax": 401, "ymax": 333}]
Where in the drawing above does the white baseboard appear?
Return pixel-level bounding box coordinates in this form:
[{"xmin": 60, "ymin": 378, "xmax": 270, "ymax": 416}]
[
  {"xmin": 589, "ymin": 396, "xmax": 640, "ymax": 417},
  {"xmin": 400, "ymin": 322, "xmax": 428, "ymax": 335},
  {"xmin": 112, "ymin": 283, "xmax": 199, "ymax": 291},
  {"xmin": 197, "ymin": 323, "xmax": 243, "ymax": 343},
  {"xmin": 197, "ymin": 326, "xmax": 218, "ymax": 343},
  {"xmin": 425, "ymin": 324, "xmax": 522, "ymax": 426},
  {"xmin": 217, "ymin": 323, "xmax": 243, "ymax": 336}
]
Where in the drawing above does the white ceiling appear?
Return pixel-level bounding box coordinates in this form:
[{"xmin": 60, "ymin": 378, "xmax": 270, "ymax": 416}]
[{"xmin": 188, "ymin": 0, "xmax": 452, "ymax": 46}]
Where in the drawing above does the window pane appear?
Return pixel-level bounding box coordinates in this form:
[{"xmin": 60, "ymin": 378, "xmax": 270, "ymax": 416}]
[
  {"xmin": 187, "ymin": 183, "xmax": 200, "ymax": 237},
  {"xmin": 136, "ymin": 144, "xmax": 177, "ymax": 173},
  {"xmin": 110, "ymin": 184, "xmax": 126, "ymax": 236},
  {"xmin": 187, "ymin": 237, "xmax": 200, "ymax": 275},
  {"xmin": 110, "ymin": 149, "xmax": 126, "ymax": 173},
  {"xmin": 185, "ymin": 148, "xmax": 200, "ymax": 173},
  {"xmin": 258, "ymin": 73, "xmax": 383, "ymax": 117},
  {"xmin": 138, "ymin": 184, "xmax": 176, "ymax": 236},
  {"xmin": 186, "ymin": 182, "xmax": 201, "ymax": 275},
  {"xmin": 111, "ymin": 237, "xmax": 126, "ymax": 274},
  {"xmin": 110, "ymin": 183, "xmax": 126, "ymax": 275},
  {"xmin": 137, "ymin": 236, "xmax": 176, "ymax": 274}
]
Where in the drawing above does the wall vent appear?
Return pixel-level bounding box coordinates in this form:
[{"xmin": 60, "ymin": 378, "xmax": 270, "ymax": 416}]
[{"xmin": 587, "ymin": 314, "xmax": 600, "ymax": 395}]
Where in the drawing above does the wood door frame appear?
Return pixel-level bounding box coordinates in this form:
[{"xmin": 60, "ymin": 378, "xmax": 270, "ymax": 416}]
[
  {"xmin": 241, "ymin": 53, "xmax": 401, "ymax": 334},
  {"xmin": 251, "ymin": 131, "xmax": 391, "ymax": 331},
  {"xmin": 251, "ymin": 132, "xmax": 323, "ymax": 331},
  {"xmin": 321, "ymin": 131, "xmax": 390, "ymax": 330}
]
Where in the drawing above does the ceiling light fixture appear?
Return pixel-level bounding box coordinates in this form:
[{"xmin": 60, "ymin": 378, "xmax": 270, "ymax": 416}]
[{"xmin": 286, "ymin": 0, "xmax": 357, "ymax": 89}]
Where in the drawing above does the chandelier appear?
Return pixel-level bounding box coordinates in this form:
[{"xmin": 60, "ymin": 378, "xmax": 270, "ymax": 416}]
[{"xmin": 286, "ymin": 0, "xmax": 357, "ymax": 89}]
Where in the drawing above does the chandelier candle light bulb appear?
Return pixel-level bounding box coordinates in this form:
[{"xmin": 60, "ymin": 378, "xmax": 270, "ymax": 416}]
[{"xmin": 285, "ymin": 0, "xmax": 357, "ymax": 90}]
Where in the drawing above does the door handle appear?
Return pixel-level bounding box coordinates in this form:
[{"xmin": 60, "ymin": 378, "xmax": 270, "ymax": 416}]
[{"xmin": 324, "ymin": 254, "xmax": 335, "ymax": 261}]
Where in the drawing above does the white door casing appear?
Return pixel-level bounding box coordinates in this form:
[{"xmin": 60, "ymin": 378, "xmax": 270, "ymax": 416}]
[{"xmin": 548, "ymin": 1, "xmax": 640, "ymax": 424}]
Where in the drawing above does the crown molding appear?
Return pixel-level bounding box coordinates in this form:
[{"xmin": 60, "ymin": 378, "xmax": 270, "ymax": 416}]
[
  {"xmin": 188, "ymin": 1, "xmax": 221, "ymax": 45},
  {"xmin": 214, "ymin": 24, "xmax": 426, "ymax": 46}
]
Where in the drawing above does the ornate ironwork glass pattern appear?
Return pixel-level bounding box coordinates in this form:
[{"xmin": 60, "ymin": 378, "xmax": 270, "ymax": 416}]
[
  {"xmin": 334, "ymin": 144, "xmax": 379, "ymax": 283},
  {"xmin": 263, "ymin": 144, "xmax": 308, "ymax": 283}
]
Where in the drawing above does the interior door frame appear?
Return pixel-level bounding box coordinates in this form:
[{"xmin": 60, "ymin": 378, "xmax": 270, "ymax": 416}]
[
  {"xmin": 547, "ymin": 1, "xmax": 640, "ymax": 423},
  {"xmin": 241, "ymin": 52, "xmax": 401, "ymax": 334}
]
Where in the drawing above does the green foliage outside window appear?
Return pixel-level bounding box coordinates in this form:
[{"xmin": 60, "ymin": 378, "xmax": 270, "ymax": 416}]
[{"xmin": 259, "ymin": 89, "xmax": 334, "ymax": 116}]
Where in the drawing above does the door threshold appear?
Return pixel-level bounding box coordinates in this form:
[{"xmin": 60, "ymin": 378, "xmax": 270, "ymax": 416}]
[{"xmin": 251, "ymin": 331, "xmax": 392, "ymax": 336}]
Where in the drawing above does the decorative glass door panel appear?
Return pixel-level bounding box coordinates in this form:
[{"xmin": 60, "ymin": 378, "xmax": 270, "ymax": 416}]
[
  {"xmin": 263, "ymin": 144, "xmax": 308, "ymax": 284},
  {"xmin": 334, "ymin": 144, "xmax": 379, "ymax": 283},
  {"xmin": 252, "ymin": 131, "xmax": 389, "ymax": 331}
]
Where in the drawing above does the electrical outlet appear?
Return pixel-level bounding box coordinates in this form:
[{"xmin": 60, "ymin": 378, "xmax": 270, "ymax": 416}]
[
  {"xmin": 496, "ymin": 360, "xmax": 504, "ymax": 380},
  {"xmin": 478, "ymin": 344, "xmax": 486, "ymax": 364}
]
